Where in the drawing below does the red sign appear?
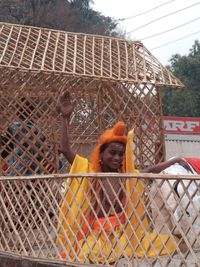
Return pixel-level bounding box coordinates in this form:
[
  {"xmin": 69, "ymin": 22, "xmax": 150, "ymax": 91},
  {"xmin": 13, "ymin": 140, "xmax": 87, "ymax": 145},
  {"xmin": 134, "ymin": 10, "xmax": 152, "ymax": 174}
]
[{"xmin": 163, "ymin": 116, "xmax": 200, "ymax": 135}]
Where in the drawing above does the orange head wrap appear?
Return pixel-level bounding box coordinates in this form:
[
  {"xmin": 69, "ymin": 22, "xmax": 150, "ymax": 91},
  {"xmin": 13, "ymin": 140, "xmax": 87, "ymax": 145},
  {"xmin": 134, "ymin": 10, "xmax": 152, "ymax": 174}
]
[{"xmin": 90, "ymin": 121, "xmax": 127, "ymax": 172}]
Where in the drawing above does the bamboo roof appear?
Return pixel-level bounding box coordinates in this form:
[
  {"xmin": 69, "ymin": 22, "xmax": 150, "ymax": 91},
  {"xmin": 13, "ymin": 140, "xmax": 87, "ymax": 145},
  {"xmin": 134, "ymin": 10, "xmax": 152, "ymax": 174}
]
[{"xmin": 0, "ymin": 22, "xmax": 184, "ymax": 88}]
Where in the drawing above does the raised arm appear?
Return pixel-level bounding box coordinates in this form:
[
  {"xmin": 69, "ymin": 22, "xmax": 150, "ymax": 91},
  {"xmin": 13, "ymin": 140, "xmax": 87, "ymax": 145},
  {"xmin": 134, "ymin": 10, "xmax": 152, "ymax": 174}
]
[
  {"xmin": 59, "ymin": 91, "xmax": 75, "ymax": 165},
  {"xmin": 141, "ymin": 157, "xmax": 184, "ymax": 173}
]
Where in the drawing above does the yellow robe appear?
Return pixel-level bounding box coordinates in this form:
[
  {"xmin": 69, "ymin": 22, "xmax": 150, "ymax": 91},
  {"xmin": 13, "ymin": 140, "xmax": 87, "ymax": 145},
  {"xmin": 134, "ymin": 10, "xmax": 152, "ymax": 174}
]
[{"xmin": 56, "ymin": 129, "xmax": 178, "ymax": 263}]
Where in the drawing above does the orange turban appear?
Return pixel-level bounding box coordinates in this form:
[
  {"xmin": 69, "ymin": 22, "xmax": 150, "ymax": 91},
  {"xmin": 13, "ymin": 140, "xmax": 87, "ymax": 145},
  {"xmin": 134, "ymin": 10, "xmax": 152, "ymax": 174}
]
[{"xmin": 90, "ymin": 121, "xmax": 127, "ymax": 172}]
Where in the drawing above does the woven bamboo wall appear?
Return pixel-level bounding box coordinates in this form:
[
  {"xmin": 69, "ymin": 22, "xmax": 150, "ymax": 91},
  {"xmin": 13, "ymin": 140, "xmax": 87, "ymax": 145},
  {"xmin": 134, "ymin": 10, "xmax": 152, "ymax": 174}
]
[{"xmin": 0, "ymin": 173, "xmax": 199, "ymax": 267}]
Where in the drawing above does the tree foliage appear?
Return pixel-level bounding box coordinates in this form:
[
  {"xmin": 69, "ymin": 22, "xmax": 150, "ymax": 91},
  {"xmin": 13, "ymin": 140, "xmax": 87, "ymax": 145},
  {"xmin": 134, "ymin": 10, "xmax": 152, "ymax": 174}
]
[
  {"xmin": 162, "ymin": 40, "xmax": 200, "ymax": 117},
  {"xmin": 0, "ymin": 0, "xmax": 120, "ymax": 37}
]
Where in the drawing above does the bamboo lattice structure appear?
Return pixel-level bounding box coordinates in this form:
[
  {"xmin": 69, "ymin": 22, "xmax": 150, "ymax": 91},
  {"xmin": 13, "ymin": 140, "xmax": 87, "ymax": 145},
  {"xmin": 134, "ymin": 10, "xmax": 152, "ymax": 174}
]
[
  {"xmin": 0, "ymin": 22, "xmax": 196, "ymax": 267},
  {"xmin": 0, "ymin": 22, "xmax": 184, "ymax": 176},
  {"xmin": 0, "ymin": 173, "xmax": 199, "ymax": 266}
]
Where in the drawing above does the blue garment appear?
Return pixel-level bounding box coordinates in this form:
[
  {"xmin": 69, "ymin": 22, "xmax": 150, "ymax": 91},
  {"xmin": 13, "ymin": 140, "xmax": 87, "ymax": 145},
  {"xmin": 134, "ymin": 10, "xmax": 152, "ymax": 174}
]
[{"xmin": 5, "ymin": 122, "xmax": 62, "ymax": 175}]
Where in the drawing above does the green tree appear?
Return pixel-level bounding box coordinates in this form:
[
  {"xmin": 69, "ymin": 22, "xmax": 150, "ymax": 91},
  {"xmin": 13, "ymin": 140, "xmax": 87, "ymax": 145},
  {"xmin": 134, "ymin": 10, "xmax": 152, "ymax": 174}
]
[
  {"xmin": 0, "ymin": 0, "xmax": 119, "ymax": 37},
  {"xmin": 162, "ymin": 40, "xmax": 200, "ymax": 117}
]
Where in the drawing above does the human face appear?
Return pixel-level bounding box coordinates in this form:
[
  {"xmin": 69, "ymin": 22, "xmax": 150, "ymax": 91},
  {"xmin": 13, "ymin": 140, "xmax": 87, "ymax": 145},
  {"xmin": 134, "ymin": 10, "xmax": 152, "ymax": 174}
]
[{"xmin": 100, "ymin": 142, "xmax": 125, "ymax": 172}]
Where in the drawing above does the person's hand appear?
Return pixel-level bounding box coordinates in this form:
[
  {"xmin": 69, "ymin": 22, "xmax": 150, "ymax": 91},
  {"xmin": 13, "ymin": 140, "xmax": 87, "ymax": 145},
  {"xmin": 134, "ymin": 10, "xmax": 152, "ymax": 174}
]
[{"xmin": 59, "ymin": 91, "xmax": 74, "ymax": 119}]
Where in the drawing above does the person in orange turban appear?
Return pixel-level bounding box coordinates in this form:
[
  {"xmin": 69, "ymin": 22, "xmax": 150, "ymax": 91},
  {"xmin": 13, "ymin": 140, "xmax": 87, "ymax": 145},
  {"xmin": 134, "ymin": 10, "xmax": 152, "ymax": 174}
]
[{"xmin": 56, "ymin": 91, "xmax": 178, "ymax": 264}]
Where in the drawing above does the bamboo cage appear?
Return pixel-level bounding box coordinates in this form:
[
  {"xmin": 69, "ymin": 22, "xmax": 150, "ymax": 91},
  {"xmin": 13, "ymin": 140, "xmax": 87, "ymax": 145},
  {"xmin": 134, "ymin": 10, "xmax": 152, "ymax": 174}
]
[
  {"xmin": 1, "ymin": 22, "xmax": 199, "ymax": 267},
  {"xmin": 0, "ymin": 22, "xmax": 184, "ymax": 177}
]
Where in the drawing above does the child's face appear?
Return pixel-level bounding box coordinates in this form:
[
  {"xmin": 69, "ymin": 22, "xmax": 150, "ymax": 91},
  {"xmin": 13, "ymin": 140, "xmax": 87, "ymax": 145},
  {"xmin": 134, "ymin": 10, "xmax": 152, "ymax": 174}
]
[{"xmin": 100, "ymin": 142, "xmax": 125, "ymax": 172}]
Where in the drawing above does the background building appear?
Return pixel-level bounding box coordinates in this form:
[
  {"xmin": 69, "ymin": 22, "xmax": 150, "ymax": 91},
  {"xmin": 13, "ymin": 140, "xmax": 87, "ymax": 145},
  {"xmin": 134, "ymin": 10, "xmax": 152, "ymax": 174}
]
[{"xmin": 164, "ymin": 116, "xmax": 200, "ymax": 159}]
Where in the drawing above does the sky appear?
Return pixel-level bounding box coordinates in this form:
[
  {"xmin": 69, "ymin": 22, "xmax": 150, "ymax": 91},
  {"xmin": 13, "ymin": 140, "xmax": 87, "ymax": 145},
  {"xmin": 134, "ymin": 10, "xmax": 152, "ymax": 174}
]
[{"xmin": 93, "ymin": 0, "xmax": 200, "ymax": 66}]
